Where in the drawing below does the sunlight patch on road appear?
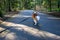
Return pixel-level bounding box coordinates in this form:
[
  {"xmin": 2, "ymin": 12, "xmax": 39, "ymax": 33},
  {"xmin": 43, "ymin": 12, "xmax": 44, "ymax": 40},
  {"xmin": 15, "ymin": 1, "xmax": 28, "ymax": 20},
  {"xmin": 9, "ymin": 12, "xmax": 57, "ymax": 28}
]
[
  {"xmin": 5, "ymin": 33, "xmax": 16, "ymax": 40},
  {"xmin": 0, "ymin": 30, "xmax": 10, "ymax": 38},
  {"xmin": 0, "ymin": 27, "xmax": 5, "ymax": 32},
  {"xmin": 5, "ymin": 32, "xmax": 28, "ymax": 40},
  {"xmin": 48, "ymin": 17, "xmax": 60, "ymax": 19},
  {"xmin": 11, "ymin": 14, "xmax": 31, "ymax": 18},
  {"xmin": 21, "ymin": 10, "xmax": 34, "ymax": 13},
  {"xmin": 20, "ymin": 15, "xmax": 31, "ymax": 18},
  {"xmin": 2, "ymin": 21, "xmax": 60, "ymax": 40}
]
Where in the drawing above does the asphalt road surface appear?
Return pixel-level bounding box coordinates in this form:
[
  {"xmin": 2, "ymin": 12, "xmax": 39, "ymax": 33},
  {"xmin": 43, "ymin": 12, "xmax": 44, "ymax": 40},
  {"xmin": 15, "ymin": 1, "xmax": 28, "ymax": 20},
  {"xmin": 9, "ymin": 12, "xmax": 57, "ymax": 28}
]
[{"xmin": 0, "ymin": 10, "xmax": 60, "ymax": 40}]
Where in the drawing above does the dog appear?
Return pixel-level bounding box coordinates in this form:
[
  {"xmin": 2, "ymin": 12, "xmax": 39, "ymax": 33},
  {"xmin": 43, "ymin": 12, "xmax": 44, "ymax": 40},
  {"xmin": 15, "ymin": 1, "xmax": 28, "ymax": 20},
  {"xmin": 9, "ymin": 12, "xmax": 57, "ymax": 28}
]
[{"xmin": 32, "ymin": 12, "xmax": 40, "ymax": 25}]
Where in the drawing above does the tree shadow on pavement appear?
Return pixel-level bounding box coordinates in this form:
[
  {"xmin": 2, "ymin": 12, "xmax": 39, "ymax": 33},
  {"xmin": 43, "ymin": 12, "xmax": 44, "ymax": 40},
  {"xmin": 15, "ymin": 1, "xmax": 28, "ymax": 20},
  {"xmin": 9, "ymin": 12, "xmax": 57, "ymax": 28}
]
[
  {"xmin": 0, "ymin": 24, "xmax": 45, "ymax": 40},
  {"xmin": 0, "ymin": 23, "xmax": 60, "ymax": 40}
]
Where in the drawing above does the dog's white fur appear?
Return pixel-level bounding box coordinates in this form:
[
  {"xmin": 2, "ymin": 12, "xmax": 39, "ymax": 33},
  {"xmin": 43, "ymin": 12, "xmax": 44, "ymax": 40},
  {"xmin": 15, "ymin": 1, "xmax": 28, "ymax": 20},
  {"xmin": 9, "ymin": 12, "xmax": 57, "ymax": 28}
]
[{"xmin": 33, "ymin": 16, "xmax": 40, "ymax": 25}]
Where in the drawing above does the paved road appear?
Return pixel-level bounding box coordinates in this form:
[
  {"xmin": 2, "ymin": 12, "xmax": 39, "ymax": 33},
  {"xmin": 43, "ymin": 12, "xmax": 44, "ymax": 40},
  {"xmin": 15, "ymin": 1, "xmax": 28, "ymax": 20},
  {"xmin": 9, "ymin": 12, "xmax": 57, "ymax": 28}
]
[{"xmin": 0, "ymin": 10, "xmax": 60, "ymax": 40}]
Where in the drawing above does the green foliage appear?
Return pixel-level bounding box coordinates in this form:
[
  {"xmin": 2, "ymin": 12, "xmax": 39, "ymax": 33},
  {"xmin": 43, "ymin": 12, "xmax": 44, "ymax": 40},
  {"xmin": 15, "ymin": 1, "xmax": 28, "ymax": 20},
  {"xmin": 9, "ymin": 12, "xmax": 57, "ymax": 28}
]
[
  {"xmin": 0, "ymin": 0, "xmax": 5, "ymax": 17},
  {"xmin": 0, "ymin": 0, "xmax": 60, "ymax": 16},
  {"xmin": 0, "ymin": 10, "xmax": 3, "ymax": 18},
  {"xmin": 42, "ymin": 0, "xmax": 60, "ymax": 12}
]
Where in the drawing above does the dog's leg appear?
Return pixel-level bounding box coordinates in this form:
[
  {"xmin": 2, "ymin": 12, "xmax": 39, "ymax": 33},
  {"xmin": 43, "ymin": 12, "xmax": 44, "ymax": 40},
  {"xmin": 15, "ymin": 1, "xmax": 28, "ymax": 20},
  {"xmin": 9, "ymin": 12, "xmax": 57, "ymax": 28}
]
[{"xmin": 33, "ymin": 20, "xmax": 37, "ymax": 25}]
